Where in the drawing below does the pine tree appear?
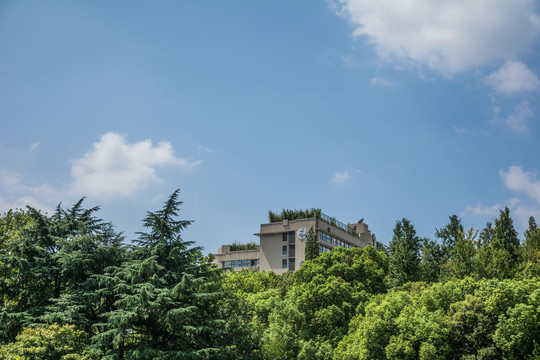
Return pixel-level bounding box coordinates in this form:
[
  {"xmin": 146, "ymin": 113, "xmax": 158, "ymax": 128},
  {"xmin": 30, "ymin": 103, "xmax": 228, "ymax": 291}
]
[
  {"xmin": 92, "ymin": 190, "xmax": 230, "ymax": 359},
  {"xmin": 523, "ymin": 216, "xmax": 540, "ymax": 263},
  {"xmin": 388, "ymin": 218, "xmax": 421, "ymax": 287},
  {"xmin": 490, "ymin": 207, "xmax": 520, "ymax": 278},
  {"xmin": 304, "ymin": 227, "xmax": 319, "ymax": 261},
  {"xmin": 436, "ymin": 215, "xmax": 463, "ymax": 253}
]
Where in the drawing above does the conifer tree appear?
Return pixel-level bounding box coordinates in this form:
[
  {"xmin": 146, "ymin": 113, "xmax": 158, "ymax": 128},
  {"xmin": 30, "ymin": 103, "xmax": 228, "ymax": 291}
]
[
  {"xmin": 491, "ymin": 207, "xmax": 520, "ymax": 278},
  {"xmin": 523, "ymin": 216, "xmax": 540, "ymax": 263},
  {"xmin": 92, "ymin": 189, "xmax": 229, "ymax": 359},
  {"xmin": 436, "ymin": 214, "xmax": 463, "ymax": 254},
  {"xmin": 304, "ymin": 227, "xmax": 319, "ymax": 261},
  {"xmin": 388, "ymin": 218, "xmax": 421, "ymax": 287}
]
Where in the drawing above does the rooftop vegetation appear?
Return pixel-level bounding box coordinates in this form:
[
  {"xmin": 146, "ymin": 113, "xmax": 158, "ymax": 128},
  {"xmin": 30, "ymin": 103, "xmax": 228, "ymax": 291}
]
[
  {"xmin": 268, "ymin": 208, "xmax": 322, "ymax": 222},
  {"xmin": 230, "ymin": 241, "xmax": 259, "ymax": 251}
]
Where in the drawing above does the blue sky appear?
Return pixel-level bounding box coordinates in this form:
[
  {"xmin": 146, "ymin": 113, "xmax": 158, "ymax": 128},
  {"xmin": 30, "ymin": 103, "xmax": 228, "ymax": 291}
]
[{"xmin": 1, "ymin": 1, "xmax": 540, "ymax": 252}]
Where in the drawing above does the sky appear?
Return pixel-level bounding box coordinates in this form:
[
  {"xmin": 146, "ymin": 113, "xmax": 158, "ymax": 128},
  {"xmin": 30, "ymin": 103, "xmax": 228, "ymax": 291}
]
[{"xmin": 1, "ymin": 0, "xmax": 540, "ymax": 253}]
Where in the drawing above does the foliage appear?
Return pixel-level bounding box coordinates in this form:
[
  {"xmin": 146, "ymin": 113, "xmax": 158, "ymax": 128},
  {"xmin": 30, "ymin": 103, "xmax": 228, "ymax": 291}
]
[
  {"xmin": 436, "ymin": 214, "xmax": 463, "ymax": 256},
  {"xmin": 304, "ymin": 227, "xmax": 319, "ymax": 261},
  {"xmin": 230, "ymin": 241, "xmax": 260, "ymax": 252},
  {"xmin": 0, "ymin": 201, "xmax": 124, "ymax": 343},
  {"xmin": 0, "ymin": 323, "xmax": 89, "ymax": 360},
  {"xmin": 388, "ymin": 219, "xmax": 421, "ymax": 287},
  {"xmin": 334, "ymin": 278, "xmax": 540, "ymax": 360},
  {"xmin": 268, "ymin": 208, "xmax": 321, "ymax": 223},
  {"xmin": 91, "ymin": 190, "xmax": 232, "ymax": 359},
  {"xmin": 419, "ymin": 237, "xmax": 444, "ymax": 283}
]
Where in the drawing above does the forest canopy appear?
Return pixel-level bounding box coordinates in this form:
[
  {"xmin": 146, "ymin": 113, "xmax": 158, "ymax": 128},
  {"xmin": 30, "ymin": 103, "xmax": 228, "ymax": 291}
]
[{"xmin": 1, "ymin": 192, "xmax": 540, "ymax": 359}]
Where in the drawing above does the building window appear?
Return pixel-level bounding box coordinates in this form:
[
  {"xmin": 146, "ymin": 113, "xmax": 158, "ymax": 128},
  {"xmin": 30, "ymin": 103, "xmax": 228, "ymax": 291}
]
[
  {"xmin": 224, "ymin": 260, "xmax": 251, "ymax": 268},
  {"xmin": 282, "ymin": 259, "xmax": 287, "ymax": 268},
  {"xmin": 282, "ymin": 245, "xmax": 287, "ymax": 255},
  {"xmin": 289, "ymin": 244, "xmax": 295, "ymax": 257},
  {"xmin": 251, "ymin": 259, "xmax": 259, "ymax": 266},
  {"xmin": 289, "ymin": 258, "xmax": 295, "ymax": 271},
  {"xmin": 283, "ymin": 233, "xmax": 287, "ymax": 242},
  {"xmin": 288, "ymin": 231, "xmax": 295, "ymax": 244}
]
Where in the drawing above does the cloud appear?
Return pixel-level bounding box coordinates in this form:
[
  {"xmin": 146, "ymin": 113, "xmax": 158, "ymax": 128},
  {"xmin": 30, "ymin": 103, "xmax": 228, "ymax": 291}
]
[
  {"xmin": 69, "ymin": 132, "xmax": 202, "ymax": 200},
  {"xmin": 331, "ymin": 171, "xmax": 351, "ymax": 185},
  {"xmin": 30, "ymin": 142, "xmax": 41, "ymax": 151},
  {"xmin": 504, "ymin": 100, "xmax": 534, "ymax": 134},
  {"xmin": 463, "ymin": 198, "xmax": 520, "ymax": 218},
  {"xmin": 369, "ymin": 77, "xmax": 396, "ymax": 87},
  {"xmin": 485, "ymin": 61, "xmax": 540, "ymax": 94},
  {"xmin": 0, "ymin": 170, "xmax": 56, "ymax": 214},
  {"xmin": 332, "ymin": 0, "xmax": 540, "ymax": 75},
  {"xmin": 500, "ymin": 166, "xmax": 540, "ymax": 204},
  {"xmin": 197, "ymin": 145, "xmax": 213, "ymax": 153},
  {"xmin": 464, "ymin": 166, "xmax": 540, "ymax": 232}
]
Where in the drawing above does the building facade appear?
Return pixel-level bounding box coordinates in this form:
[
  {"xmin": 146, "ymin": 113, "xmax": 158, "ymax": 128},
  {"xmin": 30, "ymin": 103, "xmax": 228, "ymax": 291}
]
[
  {"xmin": 256, "ymin": 214, "xmax": 376, "ymax": 274},
  {"xmin": 213, "ymin": 213, "xmax": 376, "ymax": 274},
  {"xmin": 213, "ymin": 244, "xmax": 260, "ymax": 271}
]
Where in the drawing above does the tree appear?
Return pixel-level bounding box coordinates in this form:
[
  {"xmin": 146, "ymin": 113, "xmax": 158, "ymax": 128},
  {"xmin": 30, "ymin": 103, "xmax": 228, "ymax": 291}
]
[
  {"xmin": 388, "ymin": 219, "xmax": 421, "ymax": 287},
  {"xmin": 304, "ymin": 227, "xmax": 319, "ymax": 261},
  {"xmin": 445, "ymin": 228, "xmax": 478, "ymax": 279},
  {"xmin": 523, "ymin": 216, "xmax": 540, "ymax": 263},
  {"xmin": 490, "ymin": 207, "xmax": 520, "ymax": 278},
  {"xmin": 419, "ymin": 238, "xmax": 444, "ymax": 283},
  {"xmin": 92, "ymin": 189, "xmax": 231, "ymax": 359},
  {"xmin": 436, "ymin": 215, "xmax": 463, "ymax": 256},
  {"xmin": 0, "ymin": 201, "xmax": 125, "ymax": 343},
  {"xmin": 0, "ymin": 324, "xmax": 89, "ymax": 360}
]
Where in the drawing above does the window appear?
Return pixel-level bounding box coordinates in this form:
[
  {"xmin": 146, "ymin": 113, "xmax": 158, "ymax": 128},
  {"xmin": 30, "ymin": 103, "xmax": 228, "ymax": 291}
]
[
  {"xmin": 224, "ymin": 260, "xmax": 251, "ymax": 268},
  {"xmin": 282, "ymin": 245, "xmax": 287, "ymax": 255},
  {"xmin": 282, "ymin": 259, "xmax": 287, "ymax": 268},
  {"xmin": 289, "ymin": 244, "xmax": 295, "ymax": 257},
  {"xmin": 289, "ymin": 258, "xmax": 295, "ymax": 271},
  {"xmin": 283, "ymin": 233, "xmax": 287, "ymax": 242},
  {"xmin": 288, "ymin": 231, "xmax": 295, "ymax": 244},
  {"xmin": 319, "ymin": 244, "xmax": 331, "ymax": 253},
  {"xmin": 251, "ymin": 259, "xmax": 259, "ymax": 266}
]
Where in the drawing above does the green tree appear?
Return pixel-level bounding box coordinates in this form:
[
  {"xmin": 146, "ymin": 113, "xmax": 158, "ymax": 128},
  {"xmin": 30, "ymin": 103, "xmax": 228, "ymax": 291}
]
[
  {"xmin": 388, "ymin": 219, "xmax": 421, "ymax": 287},
  {"xmin": 490, "ymin": 207, "xmax": 520, "ymax": 278},
  {"xmin": 92, "ymin": 190, "xmax": 231, "ymax": 359},
  {"xmin": 445, "ymin": 228, "xmax": 478, "ymax": 279},
  {"xmin": 419, "ymin": 238, "xmax": 444, "ymax": 283},
  {"xmin": 304, "ymin": 227, "xmax": 319, "ymax": 261},
  {"xmin": 523, "ymin": 217, "xmax": 540, "ymax": 261},
  {"xmin": 436, "ymin": 215, "xmax": 463, "ymax": 256},
  {"xmin": 0, "ymin": 324, "xmax": 89, "ymax": 360}
]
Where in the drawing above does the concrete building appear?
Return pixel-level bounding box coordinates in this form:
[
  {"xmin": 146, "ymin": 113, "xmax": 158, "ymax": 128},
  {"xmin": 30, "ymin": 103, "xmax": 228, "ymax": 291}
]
[
  {"xmin": 213, "ymin": 244, "xmax": 260, "ymax": 271},
  {"xmin": 213, "ymin": 212, "xmax": 376, "ymax": 274},
  {"xmin": 256, "ymin": 213, "xmax": 376, "ymax": 274}
]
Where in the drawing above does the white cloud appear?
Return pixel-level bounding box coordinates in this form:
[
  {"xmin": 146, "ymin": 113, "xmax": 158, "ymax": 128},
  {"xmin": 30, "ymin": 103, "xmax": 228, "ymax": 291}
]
[
  {"xmin": 505, "ymin": 100, "xmax": 534, "ymax": 134},
  {"xmin": 463, "ymin": 198, "xmax": 520, "ymax": 218},
  {"xmin": 464, "ymin": 166, "xmax": 540, "ymax": 233},
  {"xmin": 331, "ymin": 171, "xmax": 351, "ymax": 185},
  {"xmin": 332, "ymin": 0, "xmax": 540, "ymax": 75},
  {"xmin": 30, "ymin": 142, "xmax": 41, "ymax": 151},
  {"xmin": 0, "ymin": 170, "xmax": 56, "ymax": 214},
  {"xmin": 70, "ymin": 132, "xmax": 202, "ymax": 200},
  {"xmin": 500, "ymin": 166, "xmax": 540, "ymax": 204},
  {"xmin": 485, "ymin": 61, "xmax": 540, "ymax": 94},
  {"xmin": 369, "ymin": 77, "xmax": 395, "ymax": 87},
  {"xmin": 197, "ymin": 145, "xmax": 213, "ymax": 153}
]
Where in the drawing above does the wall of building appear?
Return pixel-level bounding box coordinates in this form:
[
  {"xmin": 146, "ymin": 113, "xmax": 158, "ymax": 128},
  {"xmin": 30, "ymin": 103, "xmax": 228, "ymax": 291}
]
[{"xmin": 213, "ymin": 245, "xmax": 260, "ymax": 271}]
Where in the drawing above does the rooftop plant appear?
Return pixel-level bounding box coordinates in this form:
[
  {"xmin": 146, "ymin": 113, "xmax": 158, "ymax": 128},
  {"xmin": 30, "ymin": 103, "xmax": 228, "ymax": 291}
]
[
  {"xmin": 268, "ymin": 208, "xmax": 322, "ymax": 223},
  {"xmin": 230, "ymin": 241, "xmax": 259, "ymax": 251}
]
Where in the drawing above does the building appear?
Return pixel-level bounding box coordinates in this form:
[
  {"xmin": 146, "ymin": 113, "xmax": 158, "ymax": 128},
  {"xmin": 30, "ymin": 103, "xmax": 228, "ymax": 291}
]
[
  {"xmin": 213, "ymin": 211, "xmax": 376, "ymax": 274},
  {"xmin": 213, "ymin": 244, "xmax": 260, "ymax": 271}
]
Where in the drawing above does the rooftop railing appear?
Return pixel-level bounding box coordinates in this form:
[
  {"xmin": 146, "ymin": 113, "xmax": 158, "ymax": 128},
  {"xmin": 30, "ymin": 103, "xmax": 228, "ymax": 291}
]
[{"xmin": 320, "ymin": 213, "xmax": 350, "ymax": 232}]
